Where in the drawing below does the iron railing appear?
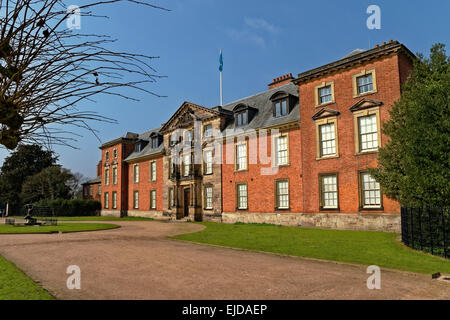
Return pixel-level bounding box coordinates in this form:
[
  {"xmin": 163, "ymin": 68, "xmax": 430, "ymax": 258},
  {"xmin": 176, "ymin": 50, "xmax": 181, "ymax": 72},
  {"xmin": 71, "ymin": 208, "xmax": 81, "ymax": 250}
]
[{"xmin": 401, "ymin": 207, "xmax": 449, "ymax": 259}]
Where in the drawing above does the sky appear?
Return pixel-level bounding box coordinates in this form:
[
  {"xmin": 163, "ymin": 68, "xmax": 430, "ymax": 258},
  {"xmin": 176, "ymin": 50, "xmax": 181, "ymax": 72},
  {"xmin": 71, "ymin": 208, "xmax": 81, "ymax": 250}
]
[{"xmin": 0, "ymin": 0, "xmax": 449, "ymax": 179}]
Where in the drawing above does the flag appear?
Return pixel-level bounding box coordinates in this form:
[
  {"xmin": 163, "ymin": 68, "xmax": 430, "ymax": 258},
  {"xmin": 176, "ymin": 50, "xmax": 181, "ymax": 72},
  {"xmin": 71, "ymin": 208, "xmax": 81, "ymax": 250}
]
[{"xmin": 219, "ymin": 50, "xmax": 223, "ymax": 72}]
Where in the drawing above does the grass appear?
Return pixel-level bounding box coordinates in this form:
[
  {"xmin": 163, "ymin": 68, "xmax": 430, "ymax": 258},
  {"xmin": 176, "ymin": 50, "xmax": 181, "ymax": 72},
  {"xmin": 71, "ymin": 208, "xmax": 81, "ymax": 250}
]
[
  {"xmin": 9, "ymin": 216, "xmax": 155, "ymax": 221},
  {"xmin": 0, "ymin": 255, "xmax": 54, "ymax": 300},
  {"xmin": 173, "ymin": 222, "xmax": 450, "ymax": 275},
  {"xmin": 0, "ymin": 222, "xmax": 120, "ymax": 234}
]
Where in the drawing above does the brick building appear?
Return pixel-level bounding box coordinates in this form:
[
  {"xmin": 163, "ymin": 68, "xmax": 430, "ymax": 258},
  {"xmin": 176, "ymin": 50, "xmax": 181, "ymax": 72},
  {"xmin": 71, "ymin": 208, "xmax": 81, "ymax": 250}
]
[{"xmin": 87, "ymin": 41, "xmax": 415, "ymax": 232}]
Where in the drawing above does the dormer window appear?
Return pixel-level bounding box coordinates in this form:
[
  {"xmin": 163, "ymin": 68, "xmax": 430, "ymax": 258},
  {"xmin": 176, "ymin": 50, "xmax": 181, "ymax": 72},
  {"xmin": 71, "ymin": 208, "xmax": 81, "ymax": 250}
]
[
  {"xmin": 170, "ymin": 134, "xmax": 177, "ymax": 146},
  {"xmin": 135, "ymin": 143, "xmax": 142, "ymax": 152},
  {"xmin": 233, "ymin": 103, "xmax": 257, "ymax": 127},
  {"xmin": 151, "ymin": 137, "xmax": 158, "ymax": 149},
  {"xmin": 274, "ymin": 99, "xmax": 288, "ymax": 118},
  {"xmin": 236, "ymin": 111, "xmax": 248, "ymax": 127},
  {"xmin": 270, "ymin": 91, "xmax": 295, "ymax": 118}
]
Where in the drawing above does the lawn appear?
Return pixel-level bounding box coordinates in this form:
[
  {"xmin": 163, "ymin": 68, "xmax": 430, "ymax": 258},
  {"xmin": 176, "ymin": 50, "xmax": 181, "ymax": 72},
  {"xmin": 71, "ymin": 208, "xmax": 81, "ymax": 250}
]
[
  {"xmin": 173, "ymin": 222, "xmax": 450, "ymax": 275},
  {"xmin": 0, "ymin": 255, "xmax": 54, "ymax": 300},
  {"xmin": 0, "ymin": 222, "xmax": 120, "ymax": 234}
]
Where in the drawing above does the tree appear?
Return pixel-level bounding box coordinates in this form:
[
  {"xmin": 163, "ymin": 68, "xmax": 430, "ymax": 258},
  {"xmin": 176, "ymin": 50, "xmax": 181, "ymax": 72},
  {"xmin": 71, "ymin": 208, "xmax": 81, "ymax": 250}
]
[
  {"xmin": 0, "ymin": 0, "xmax": 168, "ymax": 150},
  {"xmin": 0, "ymin": 144, "xmax": 57, "ymax": 212},
  {"xmin": 21, "ymin": 166, "xmax": 74, "ymax": 204},
  {"xmin": 370, "ymin": 43, "xmax": 450, "ymax": 207}
]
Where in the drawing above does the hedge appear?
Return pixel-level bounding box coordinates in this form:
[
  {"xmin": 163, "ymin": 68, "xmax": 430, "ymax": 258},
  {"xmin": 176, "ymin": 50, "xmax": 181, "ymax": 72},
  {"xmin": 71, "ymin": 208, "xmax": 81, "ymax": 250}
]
[{"xmin": 35, "ymin": 199, "xmax": 101, "ymax": 217}]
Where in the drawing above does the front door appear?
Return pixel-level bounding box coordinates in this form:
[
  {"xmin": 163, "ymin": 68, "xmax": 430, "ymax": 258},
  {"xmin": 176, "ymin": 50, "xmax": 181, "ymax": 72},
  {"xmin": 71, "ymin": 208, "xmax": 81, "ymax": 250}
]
[{"xmin": 183, "ymin": 188, "xmax": 190, "ymax": 217}]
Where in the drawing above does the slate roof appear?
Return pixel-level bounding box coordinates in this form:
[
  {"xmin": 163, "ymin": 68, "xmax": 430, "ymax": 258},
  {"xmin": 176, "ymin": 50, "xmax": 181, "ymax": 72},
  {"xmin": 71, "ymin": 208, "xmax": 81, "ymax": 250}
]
[
  {"xmin": 83, "ymin": 176, "xmax": 101, "ymax": 185},
  {"xmin": 123, "ymin": 127, "xmax": 164, "ymax": 162},
  {"xmin": 106, "ymin": 82, "xmax": 299, "ymax": 162},
  {"xmin": 220, "ymin": 82, "xmax": 299, "ymax": 132}
]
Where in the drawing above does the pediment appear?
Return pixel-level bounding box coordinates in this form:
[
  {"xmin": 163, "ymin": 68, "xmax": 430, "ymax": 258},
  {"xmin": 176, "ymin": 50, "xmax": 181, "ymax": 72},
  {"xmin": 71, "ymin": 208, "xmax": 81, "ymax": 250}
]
[
  {"xmin": 349, "ymin": 98, "xmax": 383, "ymax": 112},
  {"xmin": 160, "ymin": 102, "xmax": 221, "ymax": 133},
  {"xmin": 312, "ymin": 107, "xmax": 340, "ymax": 120}
]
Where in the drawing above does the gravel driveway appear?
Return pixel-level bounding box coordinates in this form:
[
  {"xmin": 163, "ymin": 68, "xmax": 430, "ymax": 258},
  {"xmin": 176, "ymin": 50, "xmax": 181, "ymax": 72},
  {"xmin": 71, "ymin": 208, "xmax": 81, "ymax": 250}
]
[{"xmin": 0, "ymin": 220, "xmax": 448, "ymax": 300}]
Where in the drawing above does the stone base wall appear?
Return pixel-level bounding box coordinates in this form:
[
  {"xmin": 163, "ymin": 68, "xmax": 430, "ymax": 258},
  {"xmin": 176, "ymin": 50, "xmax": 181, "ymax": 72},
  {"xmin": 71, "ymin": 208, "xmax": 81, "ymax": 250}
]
[
  {"xmin": 127, "ymin": 210, "xmax": 169, "ymax": 220},
  {"xmin": 222, "ymin": 212, "xmax": 401, "ymax": 233},
  {"xmin": 101, "ymin": 210, "xmax": 121, "ymax": 218}
]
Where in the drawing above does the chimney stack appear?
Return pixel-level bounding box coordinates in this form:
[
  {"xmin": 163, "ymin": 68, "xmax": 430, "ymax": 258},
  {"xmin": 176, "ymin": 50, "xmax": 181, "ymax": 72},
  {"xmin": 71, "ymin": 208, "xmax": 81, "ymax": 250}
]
[{"xmin": 268, "ymin": 73, "xmax": 294, "ymax": 89}]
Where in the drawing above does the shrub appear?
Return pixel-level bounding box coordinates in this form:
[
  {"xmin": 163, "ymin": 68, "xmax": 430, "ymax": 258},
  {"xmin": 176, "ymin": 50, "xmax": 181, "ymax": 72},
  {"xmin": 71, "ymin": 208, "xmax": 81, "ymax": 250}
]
[{"xmin": 35, "ymin": 198, "xmax": 101, "ymax": 217}]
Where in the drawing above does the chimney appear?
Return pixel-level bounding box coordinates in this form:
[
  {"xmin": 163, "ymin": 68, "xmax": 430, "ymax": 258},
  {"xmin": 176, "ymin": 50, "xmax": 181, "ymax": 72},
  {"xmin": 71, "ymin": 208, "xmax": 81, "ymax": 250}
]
[{"xmin": 268, "ymin": 73, "xmax": 294, "ymax": 89}]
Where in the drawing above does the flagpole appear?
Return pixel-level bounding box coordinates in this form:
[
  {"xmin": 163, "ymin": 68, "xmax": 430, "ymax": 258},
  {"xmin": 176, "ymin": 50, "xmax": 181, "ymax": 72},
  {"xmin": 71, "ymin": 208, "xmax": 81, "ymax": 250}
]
[{"xmin": 219, "ymin": 49, "xmax": 223, "ymax": 106}]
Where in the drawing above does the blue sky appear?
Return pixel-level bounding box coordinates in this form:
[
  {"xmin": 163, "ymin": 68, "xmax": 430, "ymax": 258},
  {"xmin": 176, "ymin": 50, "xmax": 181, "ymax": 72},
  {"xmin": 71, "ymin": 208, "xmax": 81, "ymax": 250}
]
[{"xmin": 0, "ymin": 0, "xmax": 449, "ymax": 178}]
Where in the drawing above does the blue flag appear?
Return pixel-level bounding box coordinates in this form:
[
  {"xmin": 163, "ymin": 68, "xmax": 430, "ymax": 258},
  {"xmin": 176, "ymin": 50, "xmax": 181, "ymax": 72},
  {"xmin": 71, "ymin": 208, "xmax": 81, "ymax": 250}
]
[{"xmin": 219, "ymin": 51, "xmax": 223, "ymax": 72}]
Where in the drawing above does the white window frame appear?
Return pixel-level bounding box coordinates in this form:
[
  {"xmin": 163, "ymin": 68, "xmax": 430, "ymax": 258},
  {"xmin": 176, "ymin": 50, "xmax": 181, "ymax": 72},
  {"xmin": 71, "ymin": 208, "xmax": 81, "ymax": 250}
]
[
  {"xmin": 204, "ymin": 186, "xmax": 213, "ymax": 209},
  {"xmin": 150, "ymin": 190, "xmax": 156, "ymax": 209},
  {"xmin": 275, "ymin": 134, "xmax": 289, "ymax": 166},
  {"xmin": 276, "ymin": 180, "xmax": 289, "ymax": 209},
  {"xmin": 112, "ymin": 191, "xmax": 117, "ymax": 209},
  {"xmin": 133, "ymin": 191, "xmax": 139, "ymax": 209},
  {"xmin": 204, "ymin": 150, "xmax": 213, "ymax": 174},
  {"xmin": 235, "ymin": 142, "xmax": 247, "ymax": 171},
  {"xmin": 133, "ymin": 164, "xmax": 140, "ymax": 183},
  {"xmin": 236, "ymin": 183, "xmax": 248, "ymax": 210},
  {"xmin": 150, "ymin": 161, "xmax": 157, "ymax": 181}
]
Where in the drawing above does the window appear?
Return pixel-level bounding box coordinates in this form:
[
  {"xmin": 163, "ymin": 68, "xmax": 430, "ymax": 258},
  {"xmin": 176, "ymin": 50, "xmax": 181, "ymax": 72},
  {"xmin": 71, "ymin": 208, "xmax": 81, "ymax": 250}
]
[
  {"xmin": 204, "ymin": 150, "xmax": 213, "ymax": 174},
  {"xmin": 204, "ymin": 186, "xmax": 213, "ymax": 209},
  {"xmin": 150, "ymin": 161, "xmax": 157, "ymax": 181},
  {"xmin": 113, "ymin": 148, "xmax": 118, "ymax": 159},
  {"xmin": 135, "ymin": 143, "xmax": 142, "ymax": 153},
  {"xmin": 204, "ymin": 124, "xmax": 212, "ymax": 137},
  {"xmin": 168, "ymin": 157, "xmax": 174, "ymax": 178},
  {"xmin": 275, "ymin": 180, "xmax": 289, "ymax": 209},
  {"xmin": 150, "ymin": 190, "xmax": 156, "ymax": 209},
  {"xmin": 315, "ymin": 81, "xmax": 335, "ymax": 106},
  {"xmin": 274, "ymin": 99, "xmax": 288, "ymax": 118},
  {"xmin": 112, "ymin": 191, "xmax": 117, "ymax": 209},
  {"xmin": 275, "ymin": 135, "xmax": 288, "ymax": 166},
  {"xmin": 235, "ymin": 143, "xmax": 247, "ymax": 171},
  {"xmin": 169, "ymin": 188, "xmax": 174, "ymax": 208},
  {"xmin": 319, "ymin": 86, "xmax": 332, "ymax": 104},
  {"xmin": 319, "ymin": 174, "xmax": 338, "ymax": 209},
  {"xmin": 151, "ymin": 137, "xmax": 159, "ymax": 149},
  {"xmin": 104, "ymin": 168, "xmax": 110, "ymax": 185},
  {"xmin": 319, "ymin": 123, "xmax": 336, "ymax": 156},
  {"xmin": 89, "ymin": 185, "xmax": 93, "ymax": 196},
  {"xmin": 185, "ymin": 130, "xmax": 193, "ymax": 142},
  {"xmin": 183, "ymin": 153, "xmax": 191, "ymax": 176},
  {"xmin": 104, "ymin": 192, "xmax": 109, "ymax": 209},
  {"xmin": 112, "ymin": 166, "xmax": 118, "ymax": 185},
  {"xmin": 236, "ymin": 183, "xmax": 248, "ymax": 209},
  {"xmin": 360, "ymin": 172, "xmax": 381, "ymax": 208},
  {"xmin": 84, "ymin": 187, "xmax": 88, "ymax": 196},
  {"xmin": 133, "ymin": 164, "xmax": 139, "ymax": 183},
  {"xmin": 170, "ymin": 134, "xmax": 177, "ymax": 146},
  {"xmin": 105, "ymin": 151, "xmax": 110, "ymax": 162},
  {"xmin": 236, "ymin": 112, "xmax": 248, "ymax": 126},
  {"xmin": 358, "ymin": 114, "xmax": 378, "ymax": 152},
  {"xmin": 98, "ymin": 185, "xmax": 101, "ymax": 196},
  {"xmin": 133, "ymin": 191, "xmax": 139, "ymax": 209},
  {"xmin": 352, "ymin": 69, "xmax": 377, "ymax": 97},
  {"xmin": 357, "ymin": 74, "xmax": 373, "ymax": 94}
]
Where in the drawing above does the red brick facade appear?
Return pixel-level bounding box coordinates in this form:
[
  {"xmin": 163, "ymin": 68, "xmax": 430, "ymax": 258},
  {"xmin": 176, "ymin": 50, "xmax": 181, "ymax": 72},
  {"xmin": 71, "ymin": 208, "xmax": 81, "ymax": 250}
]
[{"xmin": 89, "ymin": 41, "xmax": 414, "ymax": 231}]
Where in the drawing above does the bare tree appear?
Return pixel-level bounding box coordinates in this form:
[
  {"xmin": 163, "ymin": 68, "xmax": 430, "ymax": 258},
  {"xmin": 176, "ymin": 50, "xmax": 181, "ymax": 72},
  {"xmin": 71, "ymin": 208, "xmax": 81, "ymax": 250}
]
[{"xmin": 0, "ymin": 0, "xmax": 168, "ymax": 150}]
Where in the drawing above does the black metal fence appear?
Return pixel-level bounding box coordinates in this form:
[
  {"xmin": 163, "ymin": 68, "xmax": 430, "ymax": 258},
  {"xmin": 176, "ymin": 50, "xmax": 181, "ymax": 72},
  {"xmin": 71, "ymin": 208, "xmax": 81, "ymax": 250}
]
[{"xmin": 401, "ymin": 207, "xmax": 449, "ymax": 259}]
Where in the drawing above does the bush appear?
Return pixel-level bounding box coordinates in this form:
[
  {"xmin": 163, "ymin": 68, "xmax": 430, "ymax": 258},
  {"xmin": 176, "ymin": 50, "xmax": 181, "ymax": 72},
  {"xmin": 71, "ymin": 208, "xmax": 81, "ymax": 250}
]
[{"xmin": 35, "ymin": 198, "xmax": 101, "ymax": 217}]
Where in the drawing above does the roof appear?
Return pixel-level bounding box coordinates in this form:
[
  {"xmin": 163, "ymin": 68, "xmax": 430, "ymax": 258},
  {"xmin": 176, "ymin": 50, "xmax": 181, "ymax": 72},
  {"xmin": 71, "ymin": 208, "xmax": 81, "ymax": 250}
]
[
  {"xmin": 123, "ymin": 127, "xmax": 165, "ymax": 162},
  {"xmin": 220, "ymin": 82, "xmax": 299, "ymax": 132},
  {"xmin": 83, "ymin": 176, "xmax": 101, "ymax": 185},
  {"xmin": 295, "ymin": 40, "xmax": 416, "ymax": 84}
]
